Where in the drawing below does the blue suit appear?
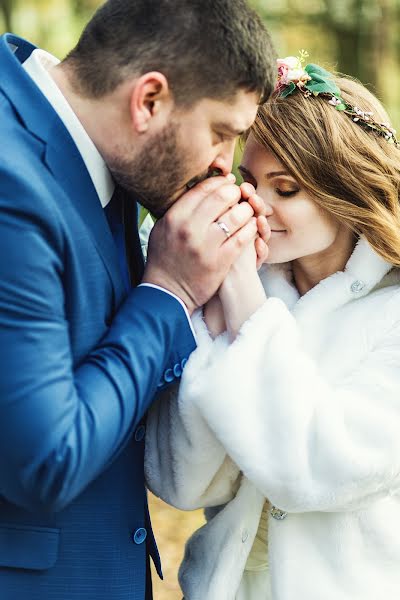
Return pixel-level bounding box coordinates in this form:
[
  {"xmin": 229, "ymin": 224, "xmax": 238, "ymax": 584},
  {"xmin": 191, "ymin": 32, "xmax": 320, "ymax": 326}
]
[{"xmin": 0, "ymin": 34, "xmax": 196, "ymax": 600}]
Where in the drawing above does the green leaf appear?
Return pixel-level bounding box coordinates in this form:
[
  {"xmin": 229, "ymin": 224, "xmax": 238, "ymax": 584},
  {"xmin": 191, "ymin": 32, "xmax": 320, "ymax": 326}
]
[
  {"xmin": 305, "ymin": 63, "xmax": 333, "ymax": 80},
  {"xmin": 335, "ymin": 103, "xmax": 347, "ymax": 111},
  {"xmin": 280, "ymin": 82, "xmax": 296, "ymax": 98},
  {"xmin": 304, "ymin": 63, "xmax": 341, "ymax": 96},
  {"xmin": 305, "ymin": 80, "xmax": 340, "ymax": 95}
]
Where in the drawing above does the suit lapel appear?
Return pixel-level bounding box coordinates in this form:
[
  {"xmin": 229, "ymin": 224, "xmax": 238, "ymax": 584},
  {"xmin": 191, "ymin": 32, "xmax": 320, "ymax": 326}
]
[
  {"xmin": 44, "ymin": 117, "xmax": 126, "ymax": 301},
  {"xmin": 0, "ymin": 33, "xmax": 127, "ymax": 302}
]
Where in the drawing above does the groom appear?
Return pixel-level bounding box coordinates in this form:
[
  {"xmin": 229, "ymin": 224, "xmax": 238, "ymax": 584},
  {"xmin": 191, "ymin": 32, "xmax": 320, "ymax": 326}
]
[{"xmin": 0, "ymin": 1, "xmax": 275, "ymax": 599}]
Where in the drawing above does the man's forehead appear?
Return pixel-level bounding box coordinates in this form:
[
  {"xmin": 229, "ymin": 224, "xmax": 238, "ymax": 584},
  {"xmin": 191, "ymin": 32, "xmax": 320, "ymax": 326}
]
[{"xmin": 207, "ymin": 91, "xmax": 259, "ymax": 131}]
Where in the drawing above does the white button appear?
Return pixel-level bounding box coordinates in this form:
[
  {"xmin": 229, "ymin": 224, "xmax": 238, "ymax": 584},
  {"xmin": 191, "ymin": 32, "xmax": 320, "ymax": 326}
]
[
  {"xmin": 351, "ymin": 280, "xmax": 365, "ymax": 293},
  {"xmin": 241, "ymin": 529, "xmax": 249, "ymax": 543}
]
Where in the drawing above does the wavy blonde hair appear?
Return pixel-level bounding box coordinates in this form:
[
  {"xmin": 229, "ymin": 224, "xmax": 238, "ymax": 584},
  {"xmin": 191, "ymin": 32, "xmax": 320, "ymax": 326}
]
[{"xmin": 250, "ymin": 76, "xmax": 400, "ymax": 265}]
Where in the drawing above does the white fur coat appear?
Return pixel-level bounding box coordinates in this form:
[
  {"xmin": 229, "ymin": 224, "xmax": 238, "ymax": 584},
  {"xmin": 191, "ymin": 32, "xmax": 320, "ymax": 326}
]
[{"xmin": 145, "ymin": 238, "xmax": 400, "ymax": 600}]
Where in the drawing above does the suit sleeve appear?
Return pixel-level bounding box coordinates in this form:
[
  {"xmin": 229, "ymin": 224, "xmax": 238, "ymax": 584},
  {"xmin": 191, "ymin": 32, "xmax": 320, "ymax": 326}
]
[{"xmin": 0, "ymin": 182, "xmax": 196, "ymax": 513}]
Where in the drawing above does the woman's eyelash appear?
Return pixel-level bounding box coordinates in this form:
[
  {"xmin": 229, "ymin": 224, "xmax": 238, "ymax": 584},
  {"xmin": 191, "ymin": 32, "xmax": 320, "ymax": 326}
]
[
  {"xmin": 242, "ymin": 176, "xmax": 257, "ymax": 186},
  {"xmin": 276, "ymin": 189, "xmax": 299, "ymax": 197}
]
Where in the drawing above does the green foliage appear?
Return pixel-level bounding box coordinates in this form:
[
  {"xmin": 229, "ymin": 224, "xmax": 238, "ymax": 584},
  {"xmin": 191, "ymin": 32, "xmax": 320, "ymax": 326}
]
[
  {"xmin": 304, "ymin": 64, "xmax": 341, "ymax": 96},
  {"xmin": 281, "ymin": 82, "xmax": 296, "ymax": 97},
  {"xmin": 0, "ymin": 0, "xmax": 398, "ymax": 129}
]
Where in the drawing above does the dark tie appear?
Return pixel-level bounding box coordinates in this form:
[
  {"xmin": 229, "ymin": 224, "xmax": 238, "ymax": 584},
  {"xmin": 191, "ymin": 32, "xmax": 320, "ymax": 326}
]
[{"xmin": 104, "ymin": 186, "xmax": 144, "ymax": 289}]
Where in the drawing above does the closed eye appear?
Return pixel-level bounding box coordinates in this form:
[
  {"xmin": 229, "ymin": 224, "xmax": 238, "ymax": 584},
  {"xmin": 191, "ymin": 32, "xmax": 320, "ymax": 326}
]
[
  {"xmin": 238, "ymin": 168, "xmax": 257, "ymax": 187},
  {"xmin": 276, "ymin": 189, "xmax": 299, "ymax": 197},
  {"xmin": 215, "ymin": 132, "xmax": 235, "ymax": 144}
]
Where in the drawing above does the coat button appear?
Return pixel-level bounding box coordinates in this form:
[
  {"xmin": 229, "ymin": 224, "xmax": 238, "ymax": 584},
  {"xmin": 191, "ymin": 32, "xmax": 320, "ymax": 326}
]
[
  {"xmin": 134, "ymin": 425, "xmax": 146, "ymax": 442},
  {"xmin": 270, "ymin": 506, "xmax": 288, "ymax": 520},
  {"xmin": 181, "ymin": 358, "xmax": 188, "ymax": 370},
  {"xmin": 164, "ymin": 368, "xmax": 174, "ymax": 383},
  {"xmin": 241, "ymin": 529, "xmax": 249, "ymax": 543},
  {"xmin": 173, "ymin": 363, "xmax": 183, "ymax": 378},
  {"xmin": 132, "ymin": 527, "xmax": 147, "ymax": 545},
  {"xmin": 351, "ymin": 280, "xmax": 365, "ymax": 293}
]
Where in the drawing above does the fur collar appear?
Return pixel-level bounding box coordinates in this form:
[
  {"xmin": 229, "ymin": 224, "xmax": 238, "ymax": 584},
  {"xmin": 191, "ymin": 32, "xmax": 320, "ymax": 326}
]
[{"xmin": 258, "ymin": 237, "xmax": 393, "ymax": 324}]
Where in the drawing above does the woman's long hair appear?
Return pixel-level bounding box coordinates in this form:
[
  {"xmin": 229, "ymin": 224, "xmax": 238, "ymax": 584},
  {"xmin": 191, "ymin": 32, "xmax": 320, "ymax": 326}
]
[{"xmin": 251, "ymin": 76, "xmax": 400, "ymax": 265}]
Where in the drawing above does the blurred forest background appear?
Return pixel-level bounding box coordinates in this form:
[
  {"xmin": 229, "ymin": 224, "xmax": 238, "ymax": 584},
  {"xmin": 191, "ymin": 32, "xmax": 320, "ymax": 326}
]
[
  {"xmin": 1, "ymin": 0, "xmax": 399, "ymax": 127},
  {"xmin": 1, "ymin": 0, "xmax": 399, "ymax": 598}
]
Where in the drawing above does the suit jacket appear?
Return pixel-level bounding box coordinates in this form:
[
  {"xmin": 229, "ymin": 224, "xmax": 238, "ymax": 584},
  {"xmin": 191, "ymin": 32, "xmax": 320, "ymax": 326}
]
[{"xmin": 0, "ymin": 33, "xmax": 196, "ymax": 600}]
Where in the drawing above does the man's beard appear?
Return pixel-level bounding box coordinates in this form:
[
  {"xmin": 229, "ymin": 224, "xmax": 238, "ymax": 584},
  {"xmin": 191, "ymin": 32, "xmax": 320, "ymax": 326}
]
[{"xmin": 108, "ymin": 121, "xmax": 196, "ymax": 219}]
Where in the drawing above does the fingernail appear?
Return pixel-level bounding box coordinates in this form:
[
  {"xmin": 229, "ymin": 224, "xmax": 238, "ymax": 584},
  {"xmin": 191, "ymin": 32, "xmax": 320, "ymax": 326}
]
[{"xmin": 226, "ymin": 173, "xmax": 236, "ymax": 182}]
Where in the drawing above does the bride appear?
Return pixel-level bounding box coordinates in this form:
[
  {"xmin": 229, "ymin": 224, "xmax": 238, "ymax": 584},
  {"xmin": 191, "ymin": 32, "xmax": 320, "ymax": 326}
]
[{"xmin": 145, "ymin": 54, "xmax": 400, "ymax": 600}]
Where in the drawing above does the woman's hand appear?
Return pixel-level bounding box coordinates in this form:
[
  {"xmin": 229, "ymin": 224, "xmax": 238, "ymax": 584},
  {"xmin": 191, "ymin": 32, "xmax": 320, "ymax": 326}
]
[
  {"xmin": 219, "ymin": 225, "xmax": 269, "ymax": 340},
  {"xmin": 204, "ymin": 182, "xmax": 270, "ymax": 341},
  {"xmin": 203, "ymin": 294, "xmax": 226, "ymax": 339}
]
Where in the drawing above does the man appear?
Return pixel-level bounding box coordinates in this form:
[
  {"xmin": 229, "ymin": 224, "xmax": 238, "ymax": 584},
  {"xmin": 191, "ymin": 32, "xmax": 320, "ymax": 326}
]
[{"xmin": 0, "ymin": 1, "xmax": 275, "ymax": 598}]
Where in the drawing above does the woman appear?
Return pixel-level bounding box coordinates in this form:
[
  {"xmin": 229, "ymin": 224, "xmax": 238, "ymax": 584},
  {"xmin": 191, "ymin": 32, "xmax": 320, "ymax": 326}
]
[{"xmin": 145, "ymin": 55, "xmax": 400, "ymax": 600}]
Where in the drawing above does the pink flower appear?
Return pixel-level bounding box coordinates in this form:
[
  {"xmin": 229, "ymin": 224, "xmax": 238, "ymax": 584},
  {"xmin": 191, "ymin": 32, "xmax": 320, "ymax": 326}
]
[
  {"xmin": 275, "ymin": 56, "xmax": 311, "ymax": 91},
  {"xmin": 277, "ymin": 64, "xmax": 289, "ymax": 84},
  {"xmin": 277, "ymin": 56, "xmax": 301, "ymax": 71}
]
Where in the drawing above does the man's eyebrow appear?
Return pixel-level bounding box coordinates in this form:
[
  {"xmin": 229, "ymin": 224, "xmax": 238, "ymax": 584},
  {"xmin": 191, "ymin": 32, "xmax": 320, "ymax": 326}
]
[{"xmin": 213, "ymin": 122, "xmax": 246, "ymax": 136}]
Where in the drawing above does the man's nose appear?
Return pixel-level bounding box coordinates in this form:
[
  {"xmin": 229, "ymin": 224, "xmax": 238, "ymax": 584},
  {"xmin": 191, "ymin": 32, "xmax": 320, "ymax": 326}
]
[{"xmin": 210, "ymin": 141, "xmax": 236, "ymax": 177}]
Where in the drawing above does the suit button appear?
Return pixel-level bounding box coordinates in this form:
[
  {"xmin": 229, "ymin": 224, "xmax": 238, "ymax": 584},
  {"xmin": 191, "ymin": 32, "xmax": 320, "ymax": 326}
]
[
  {"xmin": 134, "ymin": 425, "xmax": 146, "ymax": 442},
  {"xmin": 132, "ymin": 527, "xmax": 147, "ymax": 545},
  {"xmin": 181, "ymin": 358, "xmax": 188, "ymax": 370},
  {"xmin": 173, "ymin": 363, "xmax": 182, "ymax": 378},
  {"xmin": 164, "ymin": 368, "xmax": 174, "ymax": 383}
]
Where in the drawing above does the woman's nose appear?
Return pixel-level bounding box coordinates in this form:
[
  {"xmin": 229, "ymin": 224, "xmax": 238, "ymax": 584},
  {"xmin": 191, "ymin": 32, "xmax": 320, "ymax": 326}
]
[{"xmin": 257, "ymin": 190, "xmax": 274, "ymax": 217}]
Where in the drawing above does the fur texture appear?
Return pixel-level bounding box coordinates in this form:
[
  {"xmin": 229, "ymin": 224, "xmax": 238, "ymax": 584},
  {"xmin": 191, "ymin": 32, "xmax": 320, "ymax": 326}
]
[{"xmin": 146, "ymin": 238, "xmax": 400, "ymax": 600}]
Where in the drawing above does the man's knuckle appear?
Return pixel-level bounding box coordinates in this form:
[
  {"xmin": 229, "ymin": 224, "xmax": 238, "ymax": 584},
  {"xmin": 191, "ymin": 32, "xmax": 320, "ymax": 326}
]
[
  {"xmin": 215, "ymin": 184, "xmax": 240, "ymax": 206},
  {"xmin": 177, "ymin": 225, "xmax": 191, "ymax": 244},
  {"xmin": 201, "ymin": 178, "xmax": 220, "ymax": 194},
  {"xmin": 228, "ymin": 209, "xmax": 240, "ymax": 228}
]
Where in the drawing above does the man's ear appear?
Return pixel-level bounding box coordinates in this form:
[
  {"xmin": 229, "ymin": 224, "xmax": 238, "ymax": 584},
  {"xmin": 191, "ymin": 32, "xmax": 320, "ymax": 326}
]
[{"xmin": 130, "ymin": 72, "xmax": 172, "ymax": 134}]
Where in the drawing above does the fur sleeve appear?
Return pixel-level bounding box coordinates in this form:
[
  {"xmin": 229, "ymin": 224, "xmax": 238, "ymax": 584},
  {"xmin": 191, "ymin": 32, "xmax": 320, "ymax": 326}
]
[
  {"xmin": 180, "ymin": 295, "xmax": 400, "ymax": 513},
  {"xmin": 145, "ymin": 310, "xmax": 241, "ymax": 510}
]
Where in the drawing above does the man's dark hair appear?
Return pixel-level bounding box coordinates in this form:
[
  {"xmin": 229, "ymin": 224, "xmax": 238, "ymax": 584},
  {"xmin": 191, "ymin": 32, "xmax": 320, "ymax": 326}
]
[{"xmin": 64, "ymin": 0, "xmax": 276, "ymax": 106}]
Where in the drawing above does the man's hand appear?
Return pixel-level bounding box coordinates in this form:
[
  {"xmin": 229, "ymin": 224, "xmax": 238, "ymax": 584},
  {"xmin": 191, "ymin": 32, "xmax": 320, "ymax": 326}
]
[{"xmin": 143, "ymin": 175, "xmax": 258, "ymax": 314}]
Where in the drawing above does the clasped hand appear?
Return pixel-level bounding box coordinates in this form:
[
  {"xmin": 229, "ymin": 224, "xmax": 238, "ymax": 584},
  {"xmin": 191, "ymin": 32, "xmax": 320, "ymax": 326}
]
[{"xmin": 143, "ymin": 175, "xmax": 270, "ymax": 319}]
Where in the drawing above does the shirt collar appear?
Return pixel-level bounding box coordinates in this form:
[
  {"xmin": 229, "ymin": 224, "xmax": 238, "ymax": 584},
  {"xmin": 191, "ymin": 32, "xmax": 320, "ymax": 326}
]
[{"xmin": 22, "ymin": 48, "xmax": 114, "ymax": 208}]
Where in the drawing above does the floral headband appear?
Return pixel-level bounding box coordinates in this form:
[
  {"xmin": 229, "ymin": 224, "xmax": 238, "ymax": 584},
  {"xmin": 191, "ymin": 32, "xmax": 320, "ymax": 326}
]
[{"xmin": 274, "ymin": 50, "xmax": 399, "ymax": 148}]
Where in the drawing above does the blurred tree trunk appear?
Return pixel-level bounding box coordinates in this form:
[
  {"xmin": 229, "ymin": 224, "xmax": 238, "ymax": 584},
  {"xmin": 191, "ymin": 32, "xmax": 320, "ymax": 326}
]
[
  {"xmin": 73, "ymin": 0, "xmax": 87, "ymax": 17},
  {"xmin": 252, "ymin": 0, "xmax": 396, "ymax": 93},
  {"xmin": 0, "ymin": 0, "xmax": 14, "ymax": 31},
  {"xmin": 324, "ymin": 0, "xmax": 392, "ymax": 93},
  {"xmin": 72, "ymin": 0, "xmax": 97, "ymax": 18}
]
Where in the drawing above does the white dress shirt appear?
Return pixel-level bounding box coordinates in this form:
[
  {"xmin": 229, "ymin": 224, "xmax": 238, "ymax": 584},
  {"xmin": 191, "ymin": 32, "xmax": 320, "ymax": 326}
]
[{"xmin": 22, "ymin": 48, "xmax": 194, "ymax": 335}]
